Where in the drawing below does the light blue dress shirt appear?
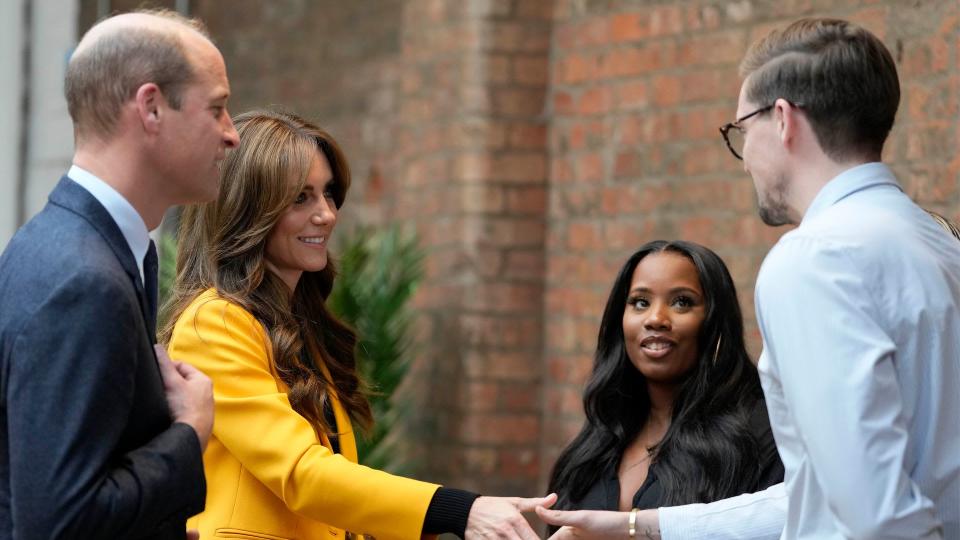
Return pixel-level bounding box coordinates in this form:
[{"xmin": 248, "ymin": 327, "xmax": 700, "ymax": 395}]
[
  {"xmin": 67, "ymin": 165, "xmax": 151, "ymax": 283},
  {"xmin": 660, "ymin": 163, "xmax": 960, "ymax": 540}
]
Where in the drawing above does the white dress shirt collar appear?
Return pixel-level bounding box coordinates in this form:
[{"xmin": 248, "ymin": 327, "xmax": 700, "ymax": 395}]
[
  {"xmin": 803, "ymin": 161, "xmax": 901, "ymax": 223},
  {"xmin": 67, "ymin": 165, "xmax": 151, "ymax": 282}
]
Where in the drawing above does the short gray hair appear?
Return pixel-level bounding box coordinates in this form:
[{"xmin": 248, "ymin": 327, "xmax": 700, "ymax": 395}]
[{"xmin": 65, "ymin": 9, "xmax": 210, "ymax": 141}]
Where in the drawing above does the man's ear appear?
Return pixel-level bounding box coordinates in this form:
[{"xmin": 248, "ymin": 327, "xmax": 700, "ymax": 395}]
[
  {"xmin": 134, "ymin": 83, "xmax": 164, "ymax": 135},
  {"xmin": 774, "ymin": 98, "xmax": 801, "ymax": 150}
]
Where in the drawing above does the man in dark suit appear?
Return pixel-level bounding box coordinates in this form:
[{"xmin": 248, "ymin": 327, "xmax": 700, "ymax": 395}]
[{"xmin": 0, "ymin": 10, "xmax": 239, "ymax": 539}]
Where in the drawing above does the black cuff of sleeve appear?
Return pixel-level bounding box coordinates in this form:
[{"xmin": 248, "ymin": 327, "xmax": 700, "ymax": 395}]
[{"xmin": 422, "ymin": 487, "xmax": 481, "ymax": 538}]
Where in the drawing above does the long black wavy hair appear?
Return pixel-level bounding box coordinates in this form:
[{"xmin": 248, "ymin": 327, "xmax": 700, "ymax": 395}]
[{"xmin": 548, "ymin": 240, "xmax": 765, "ymax": 510}]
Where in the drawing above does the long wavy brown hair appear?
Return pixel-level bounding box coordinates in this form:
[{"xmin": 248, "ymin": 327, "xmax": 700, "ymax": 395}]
[{"xmin": 160, "ymin": 109, "xmax": 372, "ymax": 436}]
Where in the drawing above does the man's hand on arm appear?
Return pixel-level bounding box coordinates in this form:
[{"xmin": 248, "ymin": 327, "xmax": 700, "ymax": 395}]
[
  {"xmin": 155, "ymin": 345, "xmax": 214, "ymax": 450},
  {"xmin": 536, "ymin": 507, "xmax": 660, "ymax": 540},
  {"xmin": 464, "ymin": 493, "xmax": 557, "ymax": 539}
]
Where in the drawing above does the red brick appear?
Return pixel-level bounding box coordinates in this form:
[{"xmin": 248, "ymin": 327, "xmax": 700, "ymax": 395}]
[
  {"xmin": 501, "ymin": 384, "xmax": 539, "ymax": 412},
  {"xmin": 508, "ymin": 123, "xmax": 547, "ymax": 149},
  {"xmin": 545, "ymin": 318, "xmax": 578, "ymax": 353},
  {"xmin": 684, "ymin": 4, "xmax": 722, "ymax": 32},
  {"xmin": 513, "ymin": 55, "xmax": 549, "ymax": 87},
  {"xmin": 462, "ymin": 448, "xmax": 498, "ymax": 474},
  {"xmin": 460, "ymin": 314, "xmax": 541, "ymax": 348},
  {"xmin": 545, "ymin": 355, "xmax": 594, "ymax": 386},
  {"xmin": 577, "ymin": 87, "xmax": 612, "ymax": 115},
  {"xmin": 460, "ymin": 414, "xmax": 539, "ymax": 444},
  {"xmin": 681, "ymin": 143, "xmax": 727, "ymax": 177},
  {"xmin": 464, "ymin": 282, "xmax": 543, "ymax": 313},
  {"xmin": 462, "ymin": 185, "xmax": 505, "ymax": 213},
  {"xmin": 467, "ymin": 0, "xmax": 513, "ymax": 18},
  {"xmin": 470, "ymin": 217, "xmax": 546, "ymax": 248},
  {"xmin": 483, "ymin": 54, "xmax": 513, "ymax": 84},
  {"xmin": 648, "ymin": 4, "xmax": 685, "ymax": 36},
  {"xmin": 504, "ymin": 250, "xmax": 544, "ymax": 280},
  {"xmin": 566, "ymin": 120, "xmax": 608, "ymax": 150},
  {"xmin": 424, "ymin": 248, "xmax": 472, "ymax": 278},
  {"xmin": 848, "ymin": 6, "xmax": 889, "ymax": 40},
  {"xmin": 493, "ymin": 152, "xmax": 547, "ymax": 182},
  {"xmin": 499, "ymin": 448, "xmax": 539, "ymax": 478},
  {"xmin": 486, "ymin": 351, "xmax": 541, "ymax": 381},
  {"xmin": 554, "ymin": 386, "xmax": 584, "ymax": 416},
  {"xmin": 474, "ymin": 247, "xmax": 505, "ymax": 279},
  {"xmin": 552, "ymin": 187, "xmax": 600, "ymax": 219},
  {"xmin": 515, "ymin": 0, "xmax": 554, "ymax": 20},
  {"xmin": 605, "ymin": 221, "xmax": 654, "ymax": 251},
  {"xmin": 610, "ymin": 12, "xmax": 650, "ymax": 42},
  {"xmin": 652, "ymin": 74, "xmax": 683, "ymax": 106},
  {"xmin": 454, "ymin": 152, "xmax": 493, "ymax": 182},
  {"xmin": 563, "ymin": 17, "xmax": 611, "ymax": 49},
  {"xmin": 901, "ymin": 36, "xmax": 952, "ymax": 77},
  {"xmin": 556, "ymin": 53, "xmax": 600, "ymax": 84},
  {"xmin": 575, "ymin": 152, "xmax": 604, "ymax": 182},
  {"xmin": 507, "ymin": 186, "xmax": 547, "ymax": 214},
  {"xmin": 568, "ymin": 221, "xmax": 603, "ymax": 251},
  {"xmin": 493, "ymin": 88, "xmax": 545, "ymax": 116},
  {"xmin": 550, "ymin": 155, "xmax": 574, "ymax": 184},
  {"xmin": 615, "ymin": 80, "xmax": 649, "ymax": 110},
  {"xmin": 462, "ymin": 381, "xmax": 499, "ymax": 411},
  {"xmin": 553, "ymin": 91, "xmax": 575, "ymax": 115},
  {"xmin": 600, "ymin": 46, "xmax": 662, "ymax": 79},
  {"xmin": 677, "ymin": 30, "xmax": 746, "ymax": 66},
  {"xmin": 613, "ymin": 148, "xmax": 664, "ymax": 179},
  {"xmin": 413, "ymin": 284, "xmax": 463, "ymax": 310}
]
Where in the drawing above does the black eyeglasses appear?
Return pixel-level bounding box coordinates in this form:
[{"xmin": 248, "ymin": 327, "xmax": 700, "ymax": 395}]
[{"xmin": 718, "ymin": 104, "xmax": 774, "ymax": 160}]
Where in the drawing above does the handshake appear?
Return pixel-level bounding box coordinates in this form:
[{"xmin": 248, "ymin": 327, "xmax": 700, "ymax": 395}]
[{"xmin": 467, "ymin": 495, "xmax": 659, "ymax": 539}]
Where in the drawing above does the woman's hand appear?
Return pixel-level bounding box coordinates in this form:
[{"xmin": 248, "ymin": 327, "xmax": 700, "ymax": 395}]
[
  {"xmin": 465, "ymin": 493, "xmax": 558, "ymax": 539},
  {"xmin": 536, "ymin": 507, "xmax": 661, "ymax": 540}
]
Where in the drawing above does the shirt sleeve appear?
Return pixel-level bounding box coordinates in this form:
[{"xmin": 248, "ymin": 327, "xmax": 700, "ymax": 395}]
[
  {"xmin": 169, "ymin": 296, "xmax": 441, "ymax": 540},
  {"xmin": 754, "ymin": 237, "xmax": 942, "ymax": 538},
  {"xmin": 659, "ymin": 483, "xmax": 787, "ymax": 540}
]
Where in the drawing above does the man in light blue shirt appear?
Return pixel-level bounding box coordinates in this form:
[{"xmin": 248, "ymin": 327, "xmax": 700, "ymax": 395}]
[
  {"xmin": 727, "ymin": 17, "xmax": 959, "ymax": 540},
  {"xmin": 538, "ymin": 17, "xmax": 959, "ymax": 540}
]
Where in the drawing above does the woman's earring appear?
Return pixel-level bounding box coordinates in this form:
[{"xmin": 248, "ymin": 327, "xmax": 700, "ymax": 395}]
[{"xmin": 712, "ymin": 334, "xmax": 723, "ymax": 366}]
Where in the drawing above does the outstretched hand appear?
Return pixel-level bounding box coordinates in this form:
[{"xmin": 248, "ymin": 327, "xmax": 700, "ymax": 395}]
[
  {"xmin": 465, "ymin": 493, "xmax": 558, "ymax": 539},
  {"xmin": 536, "ymin": 507, "xmax": 661, "ymax": 540}
]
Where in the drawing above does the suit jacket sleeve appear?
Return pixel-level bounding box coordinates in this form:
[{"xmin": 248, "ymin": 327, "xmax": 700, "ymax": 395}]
[
  {"xmin": 7, "ymin": 270, "xmax": 205, "ymax": 540},
  {"xmin": 169, "ymin": 296, "xmax": 440, "ymax": 540}
]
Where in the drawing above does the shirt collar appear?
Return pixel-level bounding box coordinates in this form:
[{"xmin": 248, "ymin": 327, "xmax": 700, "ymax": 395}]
[
  {"xmin": 67, "ymin": 165, "xmax": 151, "ymax": 282},
  {"xmin": 802, "ymin": 162, "xmax": 902, "ymax": 224}
]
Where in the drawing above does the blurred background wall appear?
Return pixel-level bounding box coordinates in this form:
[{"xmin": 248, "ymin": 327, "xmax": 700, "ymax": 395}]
[{"xmin": 3, "ymin": 0, "xmax": 957, "ymax": 498}]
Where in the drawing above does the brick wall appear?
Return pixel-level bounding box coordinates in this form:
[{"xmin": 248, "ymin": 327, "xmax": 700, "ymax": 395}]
[
  {"xmin": 541, "ymin": 0, "xmax": 960, "ymax": 486},
  {"xmin": 84, "ymin": 0, "xmax": 959, "ymax": 499},
  {"xmin": 388, "ymin": 0, "xmax": 553, "ymax": 495}
]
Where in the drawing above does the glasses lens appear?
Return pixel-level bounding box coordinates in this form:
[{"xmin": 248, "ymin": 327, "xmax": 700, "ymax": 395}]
[{"xmin": 727, "ymin": 127, "xmax": 744, "ymax": 158}]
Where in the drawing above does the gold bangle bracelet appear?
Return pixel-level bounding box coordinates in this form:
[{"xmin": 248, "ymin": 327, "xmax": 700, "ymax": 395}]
[{"xmin": 628, "ymin": 507, "xmax": 639, "ymax": 538}]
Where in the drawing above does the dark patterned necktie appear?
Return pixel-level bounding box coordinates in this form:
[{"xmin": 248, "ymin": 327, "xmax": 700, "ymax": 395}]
[{"xmin": 144, "ymin": 239, "xmax": 159, "ymax": 340}]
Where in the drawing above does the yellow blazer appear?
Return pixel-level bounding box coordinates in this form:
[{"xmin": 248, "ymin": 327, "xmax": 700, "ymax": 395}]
[{"xmin": 169, "ymin": 289, "xmax": 440, "ymax": 540}]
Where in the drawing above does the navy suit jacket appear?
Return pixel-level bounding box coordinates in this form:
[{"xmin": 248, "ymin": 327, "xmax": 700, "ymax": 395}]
[{"xmin": 0, "ymin": 177, "xmax": 205, "ymax": 539}]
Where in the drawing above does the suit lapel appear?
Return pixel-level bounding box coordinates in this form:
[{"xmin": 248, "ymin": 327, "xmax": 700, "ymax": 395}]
[{"xmin": 48, "ymin": 177, "xmax": 156, "ymax": 341}]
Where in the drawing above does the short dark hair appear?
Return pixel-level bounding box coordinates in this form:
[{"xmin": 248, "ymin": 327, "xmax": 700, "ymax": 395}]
[
  {"xmin": 741, "ymin": 18, "xmax": 900, "ymax": 162},
  {"xmin": 64, "ymin": 9, "xmax": 210, "ymax": 141}
]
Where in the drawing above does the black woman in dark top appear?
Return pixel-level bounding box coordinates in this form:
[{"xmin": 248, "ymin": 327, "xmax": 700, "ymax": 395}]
[{"xmin": 545, "ymin": 240, "xmax": 783, "ymax": 532}]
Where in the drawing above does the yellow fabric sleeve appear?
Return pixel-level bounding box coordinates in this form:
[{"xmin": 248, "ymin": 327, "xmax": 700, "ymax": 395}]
[{"xmin": 170, "ymin": 291, "xmax": 440, "ymax": 540}]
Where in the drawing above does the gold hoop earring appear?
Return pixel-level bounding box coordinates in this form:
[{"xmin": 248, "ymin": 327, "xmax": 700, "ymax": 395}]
[{"xmin": 712, "ymin": 334, "xmax": 723, "ymax": 366}]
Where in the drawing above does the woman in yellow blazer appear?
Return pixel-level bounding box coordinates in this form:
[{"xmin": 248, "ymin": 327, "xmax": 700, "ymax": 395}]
[{"xmin": 160, "ymin": 109, "xmax": 553, "ymax": 540}]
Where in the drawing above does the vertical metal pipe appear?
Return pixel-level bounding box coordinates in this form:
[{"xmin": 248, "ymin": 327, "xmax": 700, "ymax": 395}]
[{"xmin": 15, "ymin": 0, "xmax": 31, "ymax": 227}]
